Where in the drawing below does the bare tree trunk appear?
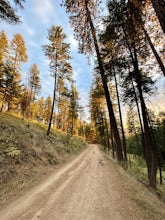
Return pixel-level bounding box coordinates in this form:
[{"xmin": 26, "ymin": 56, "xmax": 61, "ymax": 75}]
[
  {"xmin": 113, "ymin": 63, "xmax": 127, "ymax": 161},
  {"xmin": 142, "ymin": 27, "xmax": 165, "ymax": 76},
  {"xmin": 56, "ymin": 91, "xmax": 61, "ymax": 129},
  {"xmin": 110, "ymin": 127, "xmax": 115, "ymax": 159},
  {"xmin": 85, "ymin": 0, "xmax": 123, "ymax": 161},
  {"xmin": 105, "ymin": 120, "xmax": 111, "ymax": 151},
  {"xmin": 47, "ymin": 73, "xmax": 57, "ymax": 136},
  {"xmin": 114, "ymin": 0, "xmax": 158, "ymax": 188},
  {"xmin": 150, "ymin": 0, "xmax": 165, "ymax": 34},
  {"xmin": 71, "ymin": 111, "xmax": 74, "ymax": 136},
  {"xmin": 130, "ymin": 76, "xmax": 146, "ymax": 159},
  {"xmin": 147, "ymin": 112, "xmax": 163, "ymax": 185},
  {"xmin": 133, "ymin": 46, "xmax": 157, "ymax": 189}
]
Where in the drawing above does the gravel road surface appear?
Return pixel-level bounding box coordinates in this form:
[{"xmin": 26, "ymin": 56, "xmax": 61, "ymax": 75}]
[{"xmin": 0, "ymin": 144, "xmax": 144, "ymax": 220}]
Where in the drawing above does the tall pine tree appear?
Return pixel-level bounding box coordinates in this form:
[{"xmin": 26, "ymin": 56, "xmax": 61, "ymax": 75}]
[{"xmin": 43, "ymin": 26, "xmax": 72, "ymax": 135}]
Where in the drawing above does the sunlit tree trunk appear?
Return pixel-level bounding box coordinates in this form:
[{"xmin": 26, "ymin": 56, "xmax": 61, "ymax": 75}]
[{"xmin": 47, "ymin": 71, "xmax": 57, "ymax": 136}]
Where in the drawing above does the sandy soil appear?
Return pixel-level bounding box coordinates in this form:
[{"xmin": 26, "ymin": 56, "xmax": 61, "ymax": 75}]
[{"xmin": 0, "ymin": 144, "xmax": 145, "ymax": 220}]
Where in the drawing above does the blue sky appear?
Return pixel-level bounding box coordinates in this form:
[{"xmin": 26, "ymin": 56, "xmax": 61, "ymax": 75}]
[
  {"xmin": 0, "ymin": 0, "xmax": 164, "ymax": 121},
  {"xmin": 0, "ymin": 0, "xmax": 100, "ymax": 118}
]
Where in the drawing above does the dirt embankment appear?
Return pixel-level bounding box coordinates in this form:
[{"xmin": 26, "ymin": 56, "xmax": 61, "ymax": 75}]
[{"xmin": 0, "ymin": 113, "xmax": 87, "ymax": 206}]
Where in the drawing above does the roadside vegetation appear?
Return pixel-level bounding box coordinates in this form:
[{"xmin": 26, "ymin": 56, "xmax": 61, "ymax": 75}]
[
  {"xmin": 102, "ymin": 145, "xmax": 165, "ymax": 203},
  {"xmin": 127, "ymin": 154, "xmax": 165, "ymax": 201},
  {"xmin": 117, "ymin": 159, "xmax": 165, "ymax": 220},
  {"xmin": 0, "ymin": 112, "xmax": 87, "ymax": 206},
  {"xmin": 100, "ymin": 112, "xmax": 165, "ymax": 202},
  {"xmin": 101, "ymin": 149, "xmax": 165, "ymax": 219}
]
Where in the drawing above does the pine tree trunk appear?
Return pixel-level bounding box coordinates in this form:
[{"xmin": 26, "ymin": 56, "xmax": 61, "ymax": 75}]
[
  {"xmin": 56, "ymin": 91, "xmax": 61, "ymax": 129},
  {"xmin": 118, "ymin": 0, "xmax": 158, "ymax": 188},
  {"xmin": 131, "ymin": 77, "xmax": 146, "ymax": 159},
  {"xmin": 85, "ymin": 0, "xmax": 123, "ymax": 161},
  {"xmin": 47, "ymin": 73, "xmax": 57, "ymax": 136},
  {"xmin": 150, "ymin": 0, "xmax": 165, "ymax": 34},
  {"xmin": 147, "ymin": 112, "xmax": 163, "ymax": 185},
  {"xmin": 113, "ymin": 63, "xmax": 127, "ymax": 160},
  {"xmin": 143, "ymin": 27, "xmax": 165, "ymax": 76},
  {"xmin": 110, "ymin": 127, "xmax": 115, "ymax": 159},
  {"xmin": 133, "ymin": 46, "xmax": 157, "ymax": 189},
  {"xmin": 71, "ymin": 111, "xmax": 74, "ymax": 136},
  {"xmin": 101, "ymin": 111, "xmax": 106, "ymax": 149},
  {"xmin": 102, "ymin": 75, "xmax": 123, "ymax": 161},
  {"xmin": 105, "ymin": 121, "xmax": 110, "ymax": 151}
]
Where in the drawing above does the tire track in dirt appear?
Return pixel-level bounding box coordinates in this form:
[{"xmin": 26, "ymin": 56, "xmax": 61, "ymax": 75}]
[{"xmin": 0, "ymin": 145, "xmax": 145, "ymax": 220}]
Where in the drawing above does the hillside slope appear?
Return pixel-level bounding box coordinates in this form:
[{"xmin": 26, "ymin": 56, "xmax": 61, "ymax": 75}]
[{"xmin": 0, "ymin": 113, "xmax": 87, "ymax": 206}]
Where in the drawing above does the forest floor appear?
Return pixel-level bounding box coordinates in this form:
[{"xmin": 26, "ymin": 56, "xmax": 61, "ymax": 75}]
[{"xmin": 0, "ymin": 144, "xmax": 165, "ymax": 220}]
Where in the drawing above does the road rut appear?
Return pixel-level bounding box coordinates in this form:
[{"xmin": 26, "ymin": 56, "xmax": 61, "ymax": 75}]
[{"xmin": 0, "ymin": 144, "xmax": 144, "ymax": 220}]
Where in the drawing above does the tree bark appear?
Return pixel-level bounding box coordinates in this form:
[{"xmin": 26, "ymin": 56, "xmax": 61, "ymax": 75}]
[
  {"xmin": 110, "ymin": 125, "xmax": 115, "ymax": 159},
  {"xmin": 133, "ymin": 46, "xmax": 157, "ymax": 189},
  {"xmin": 142, "ymin": 27, "xmax": 165, "ymax": 76},
  {"xmin": 113, "ymin": 63, "xmax": 127, "ymax": 161},
  {"xmin": 150, "ymin": 0, "xmax": 165, "ymax": 34},
  {"xmin": 85, "ymin": 0, "xmax": 123, "ymax": 161},
  {"xmin": 47, "ymin": 72, "xmax": 57, "ymax": 136},
  {"xmin": 130, "ymin": 76, "xmax": 146, "ymax": 159},
  {"xmin": 147, "ymin": 112, "xmax": 163, "ymax": 185},
  {"xmin": 71, "ymin": 110, "xmax": 74, "ymax": 136}
]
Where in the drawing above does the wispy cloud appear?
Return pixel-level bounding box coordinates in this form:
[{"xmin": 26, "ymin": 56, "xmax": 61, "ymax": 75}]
[
  {"xmin": 46, "ymin": 81, "xmax": 51, "ymax": 85},
  {"xmin": 32, "ymin": 0, "xmax": 54, "ymax": 24},
  {"xmin": 68, "ymin": 34, "xmax": 78, "ymax": 50},
  {"xmin": 72, "ymin": 67, "xmax": 82, "ymax": 81},
  {"xmin": 25, "ymin": 26, "xmax": 36, "ymax": 37},
  {"xmin": 27, "ymin": 40, "xmax": 39, "ymax": 49}
]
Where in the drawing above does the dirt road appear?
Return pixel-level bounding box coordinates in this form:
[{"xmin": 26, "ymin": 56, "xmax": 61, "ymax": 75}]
[{"xmin": 0, "ymin": 144, "xmax": 144, "ymax": 220}]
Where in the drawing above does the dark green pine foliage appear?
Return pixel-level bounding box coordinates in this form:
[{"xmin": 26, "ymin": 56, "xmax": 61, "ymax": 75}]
[
  {"xmin": 105, "ymin": 0, "xmax": 158, "ymax": 188},
  {"xmin": 0, "ymin": 0, "xmax": 25, "ymax": 23},
  {"xmin": 0, "ymin": 62, "xmax": 23, "ymax": 111}
]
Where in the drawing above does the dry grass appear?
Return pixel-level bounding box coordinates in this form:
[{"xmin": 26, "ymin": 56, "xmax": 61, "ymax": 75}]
[
  {"xmin": 102, "ymin": 150, "xmax": 165, "ymax": 220},
  {"xmin": 118, "ymin": 166, "xmax": 165, "ymax": 220},
  {"xmin": 0, "ymin": 112, "xmax": 87, "ymax": 206}
]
